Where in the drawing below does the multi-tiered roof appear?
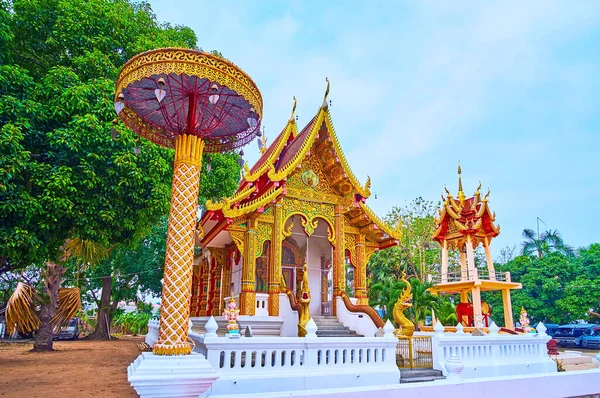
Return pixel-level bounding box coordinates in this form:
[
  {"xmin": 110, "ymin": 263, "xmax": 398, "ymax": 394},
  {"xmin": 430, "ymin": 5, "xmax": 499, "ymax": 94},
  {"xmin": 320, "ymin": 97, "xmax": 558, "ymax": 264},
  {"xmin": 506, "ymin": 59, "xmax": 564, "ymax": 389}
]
[
  {"xmin": 433, "ymin": 164, "xmax": 500, "ymax": 250},
  {"xmin": 198, "ymin": 84, "xmax": 400, "ymax": 249}
]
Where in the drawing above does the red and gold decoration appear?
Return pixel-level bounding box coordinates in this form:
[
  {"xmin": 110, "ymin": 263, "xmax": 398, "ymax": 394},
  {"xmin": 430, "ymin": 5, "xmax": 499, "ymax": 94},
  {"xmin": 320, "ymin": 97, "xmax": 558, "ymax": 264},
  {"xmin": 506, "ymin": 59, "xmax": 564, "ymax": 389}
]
[
  {"xmin": 191, "ymin": 80, "xmax": 400, "ymax": 323},
  {"xmin": 115, "ymin": 48, "xmax": 262, "ymax": 355},
  {"xmin": 429, "ymin": 164, "xmax": 521, "ymax": 329}
]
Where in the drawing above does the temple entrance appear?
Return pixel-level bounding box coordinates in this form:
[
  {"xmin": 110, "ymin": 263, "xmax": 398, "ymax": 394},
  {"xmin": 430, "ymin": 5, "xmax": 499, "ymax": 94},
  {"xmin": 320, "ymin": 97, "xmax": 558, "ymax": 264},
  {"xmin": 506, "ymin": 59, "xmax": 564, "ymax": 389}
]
[{"xmin": 284, "ymin": 215, "xmax": 333, "ymax": 316}]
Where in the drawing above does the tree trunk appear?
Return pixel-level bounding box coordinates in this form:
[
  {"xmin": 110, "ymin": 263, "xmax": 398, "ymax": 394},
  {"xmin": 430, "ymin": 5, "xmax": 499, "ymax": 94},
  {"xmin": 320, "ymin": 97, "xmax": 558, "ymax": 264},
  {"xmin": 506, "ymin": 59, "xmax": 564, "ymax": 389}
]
[
  {"xmin": 33, "ymin": 260, "xmax": 65, "ymax": 352},
  {"xmin": 87, "ymin": 276, "xmax": 113, "ymax": 340}
]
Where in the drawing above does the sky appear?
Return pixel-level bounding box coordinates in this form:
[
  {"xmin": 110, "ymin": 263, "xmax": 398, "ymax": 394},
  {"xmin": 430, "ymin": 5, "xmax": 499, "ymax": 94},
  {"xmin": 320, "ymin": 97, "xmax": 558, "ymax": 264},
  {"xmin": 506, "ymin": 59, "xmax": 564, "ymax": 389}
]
[{"xmin": 148, "ymin": 0, "xmax": 600, "ymax": 257}]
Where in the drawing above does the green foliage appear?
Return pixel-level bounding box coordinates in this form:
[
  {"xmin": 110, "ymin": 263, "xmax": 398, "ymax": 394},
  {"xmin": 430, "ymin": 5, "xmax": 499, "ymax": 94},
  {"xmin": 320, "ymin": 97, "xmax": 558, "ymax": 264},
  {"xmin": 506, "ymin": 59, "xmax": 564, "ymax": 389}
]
[
  {"xmin": 521, "ymin": 228, "xmax": 574, "ymax": 258},
  {"xmin": 0, "ymin": 0, "xmax": 200, "ymax": 270},
  {"xmin": 484, "ymin": 245, "xmax": 600, "ymax": 325},
  {"xmin": 367, "ymin": 197, "xmax": 440, "ymax": 286},
  {"xmin": 113, "ymin": 310, "xmax": 152, "ymax": 335}
]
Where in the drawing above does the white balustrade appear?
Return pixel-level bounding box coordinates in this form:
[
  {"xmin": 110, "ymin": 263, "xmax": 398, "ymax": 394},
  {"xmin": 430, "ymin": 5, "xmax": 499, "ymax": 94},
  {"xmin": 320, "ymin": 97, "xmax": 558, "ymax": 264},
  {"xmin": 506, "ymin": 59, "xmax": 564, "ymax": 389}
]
[
  {"xmin": 189, "ymin": 318, "xmax": 399, "ymax": 396},
  {"xmin": 144, "ymin": 318, "xmax": 159, "ymax": 346},
  {"xmin": 224, "ymin": 293, "xmax": 269, "ymax": 317},
  {"xmin": 255, "ymin": 293, "xmax": 269, "ymax": 316},
  {"xmin": 432, "ymin": 323, "xmax": 556, "ymax": 379}
]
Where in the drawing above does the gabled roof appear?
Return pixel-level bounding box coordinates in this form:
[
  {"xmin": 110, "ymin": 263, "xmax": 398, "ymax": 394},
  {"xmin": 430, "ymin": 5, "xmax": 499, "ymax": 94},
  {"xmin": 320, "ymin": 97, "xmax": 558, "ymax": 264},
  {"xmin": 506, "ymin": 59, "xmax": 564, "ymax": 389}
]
[
  {"xmin": 433, "ymin": 166, "xmax": 500, "ymax": 248},
  {"xmin": 199, "ymin": 82, "xmax": 400, "ymax": 248}
]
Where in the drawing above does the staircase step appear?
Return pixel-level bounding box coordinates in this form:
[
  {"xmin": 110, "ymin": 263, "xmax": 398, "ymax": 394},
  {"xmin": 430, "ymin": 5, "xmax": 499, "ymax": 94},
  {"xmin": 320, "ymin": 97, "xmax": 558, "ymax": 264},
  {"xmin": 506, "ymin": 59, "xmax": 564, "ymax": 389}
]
[
  {"xmin": 400, "ymin": 369, "xmax": 443, "ymax": 378},
  {"xmin": 400, "ymin": 376, "xmax": 446, "ymax": 383},
  {"xmin": 400, "ymin": 369, "xmax": 445, "ymax": 383}
]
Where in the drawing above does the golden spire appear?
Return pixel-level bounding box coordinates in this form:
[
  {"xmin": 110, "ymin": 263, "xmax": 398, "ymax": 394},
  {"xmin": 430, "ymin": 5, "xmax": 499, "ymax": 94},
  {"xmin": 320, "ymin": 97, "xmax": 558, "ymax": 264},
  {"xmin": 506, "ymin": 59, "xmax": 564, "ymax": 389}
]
[
  {"xmin": 290, "ymin": 96, "xmax": 297, "ymax": 122},
  {"xmin": 322, "ymin": 77, "xmax": 330, "ymax": 109},
  {"xmin": 457, "ymin": 161, "xmax": 466, "ymax": 204}
]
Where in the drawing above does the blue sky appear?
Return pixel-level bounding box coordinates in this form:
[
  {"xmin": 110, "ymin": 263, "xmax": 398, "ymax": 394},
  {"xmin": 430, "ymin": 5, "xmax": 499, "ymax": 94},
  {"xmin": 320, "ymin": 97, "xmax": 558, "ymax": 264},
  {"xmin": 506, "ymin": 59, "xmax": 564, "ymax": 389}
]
[{"xmin": 149, "ymin": 1, "xmax": 600, "ymax": 257}]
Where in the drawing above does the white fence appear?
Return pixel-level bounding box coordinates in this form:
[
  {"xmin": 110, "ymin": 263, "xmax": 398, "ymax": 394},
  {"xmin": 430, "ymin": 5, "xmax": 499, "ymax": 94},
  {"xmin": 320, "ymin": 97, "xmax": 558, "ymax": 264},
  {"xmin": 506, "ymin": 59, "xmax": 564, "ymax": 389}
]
[
  {"xmin": 432, "ymin": 322, "xmax": 556, "ymax": 379},
  {"xmin": 189, "ymin": 317, "xmax": 400, "ymax": 397}
]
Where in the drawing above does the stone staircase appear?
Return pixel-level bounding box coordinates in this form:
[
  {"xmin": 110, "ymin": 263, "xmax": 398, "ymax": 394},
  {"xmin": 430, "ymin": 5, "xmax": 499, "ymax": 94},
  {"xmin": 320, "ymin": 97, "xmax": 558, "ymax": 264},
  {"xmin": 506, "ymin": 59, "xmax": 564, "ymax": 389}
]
[
  {"xmin": 399, "ymin": 368, "xmax": 445, "ymax": 383},
  {"xmin": 312, "ymin": 315, "xmax": 362, "ymax": 337}
]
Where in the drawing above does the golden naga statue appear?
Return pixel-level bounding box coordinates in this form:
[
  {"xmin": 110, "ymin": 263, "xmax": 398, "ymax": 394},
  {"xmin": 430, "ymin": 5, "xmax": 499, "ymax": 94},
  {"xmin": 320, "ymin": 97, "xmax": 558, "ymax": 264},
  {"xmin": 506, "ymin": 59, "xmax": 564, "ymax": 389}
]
[
  {"xmin": 297, "ymin": 263, "xmax": 311, "ymax": 337},
  {"xmin": 393, "ymin": 271, "xmax": 415, "ymax": 337}
]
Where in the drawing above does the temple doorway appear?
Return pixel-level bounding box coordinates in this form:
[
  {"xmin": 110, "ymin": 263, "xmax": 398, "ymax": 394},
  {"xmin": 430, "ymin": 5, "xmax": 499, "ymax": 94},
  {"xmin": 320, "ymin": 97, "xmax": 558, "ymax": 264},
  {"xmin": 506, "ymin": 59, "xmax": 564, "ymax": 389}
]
[{"xmin": 283, "ymin": 215, "xmax": 333, "ymax": 316}]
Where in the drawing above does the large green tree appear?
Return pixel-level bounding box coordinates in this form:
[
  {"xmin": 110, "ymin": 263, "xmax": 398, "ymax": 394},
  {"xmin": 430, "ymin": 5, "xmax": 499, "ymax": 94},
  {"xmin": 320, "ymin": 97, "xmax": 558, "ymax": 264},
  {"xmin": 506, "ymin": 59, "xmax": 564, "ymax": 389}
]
[
  {"xmin": 367, "ymin": 197, "xmax": 440, "ymax": 286},
  {"xmin": 484, "ymin": 246, "xmax": 600, "ymax": 325},
  {"xmin": 0, "ymin": 0, "xmax": 240, "ymax": 350}
]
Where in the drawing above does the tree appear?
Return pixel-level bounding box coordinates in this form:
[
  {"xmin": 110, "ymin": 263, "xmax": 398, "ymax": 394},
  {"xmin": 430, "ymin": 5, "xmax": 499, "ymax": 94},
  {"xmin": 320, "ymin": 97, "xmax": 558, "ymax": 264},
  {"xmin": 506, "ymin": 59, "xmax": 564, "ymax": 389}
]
[
  {"xmin": 367, "ymin": 197, "xmax": 440, "ymax": 286},
  {"xmin": 0, "ymin": 0, "xmax": 208, "ymax": 351},
  {"xmin": 521, "ymin": 228, "xmax": 574, "ymax": 258}
]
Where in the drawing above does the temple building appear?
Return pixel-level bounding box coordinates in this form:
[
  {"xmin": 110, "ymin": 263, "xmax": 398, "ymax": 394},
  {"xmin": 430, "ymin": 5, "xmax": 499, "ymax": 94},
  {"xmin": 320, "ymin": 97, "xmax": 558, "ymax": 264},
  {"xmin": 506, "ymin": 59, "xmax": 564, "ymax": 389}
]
[
  {"xmin": 190, "ymin": 85, "xmax": 401, "ymax": 322},
  {"xmin": 429, "ymin": 165, "xmax": 521, "ymax": 329}
]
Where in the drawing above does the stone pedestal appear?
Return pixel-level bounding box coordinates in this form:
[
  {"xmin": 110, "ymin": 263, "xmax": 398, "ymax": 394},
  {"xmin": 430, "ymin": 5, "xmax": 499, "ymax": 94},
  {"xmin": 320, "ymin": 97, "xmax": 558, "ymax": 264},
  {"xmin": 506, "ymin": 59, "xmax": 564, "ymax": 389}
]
[{"xmin": 127, "ymin": 352, "xmax": 219, "ymax": 398}]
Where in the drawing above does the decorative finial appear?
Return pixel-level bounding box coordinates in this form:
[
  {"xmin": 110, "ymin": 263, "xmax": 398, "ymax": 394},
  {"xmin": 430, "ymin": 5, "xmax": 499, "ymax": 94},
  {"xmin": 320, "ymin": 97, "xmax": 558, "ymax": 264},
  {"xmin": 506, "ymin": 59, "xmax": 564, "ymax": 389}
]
[
  {"xmin": 365, "ymin": 175, "xmax": 371, "ymax": 190},
  {"xmin": 243, "ymin": 162, "xmax": 250, "ymax": 176},
  {"xmin": 322, "ymin": 77, "xmax": 330, "ymax": 109},
  {"xmin": 457, "ymin": 161, "xmax": 465, "ymax": 204},
  {"xmin": 484, "ymin": 188, "xmax": 490, "ymax": 201},
  {"xmin": 290, "ymin": 96, "xmax": 297, "ymax": 122}
]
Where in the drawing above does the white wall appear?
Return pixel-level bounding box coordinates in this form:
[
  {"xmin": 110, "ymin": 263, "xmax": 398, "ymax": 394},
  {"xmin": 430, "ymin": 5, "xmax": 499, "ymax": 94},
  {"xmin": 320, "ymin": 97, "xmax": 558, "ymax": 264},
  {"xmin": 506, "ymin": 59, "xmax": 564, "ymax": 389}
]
[{"xmin": 253, "ymin": 369, "xmax": 600, "ymax": 398}]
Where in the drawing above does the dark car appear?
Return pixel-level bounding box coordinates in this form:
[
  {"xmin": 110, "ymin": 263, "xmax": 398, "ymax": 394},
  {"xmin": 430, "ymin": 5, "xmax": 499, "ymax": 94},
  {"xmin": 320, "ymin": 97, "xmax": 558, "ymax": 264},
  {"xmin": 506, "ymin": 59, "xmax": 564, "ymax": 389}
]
[
  {"xmin": 575, "ymin": 326, "xmax": 600, "ymax": 349},
  {"xmin": 53, "ymin": 317, "xmax": 80, "ymax": 340},
  {"xmin": 554, "ymin": 324, "xmax": 594, "ymax": 347}
]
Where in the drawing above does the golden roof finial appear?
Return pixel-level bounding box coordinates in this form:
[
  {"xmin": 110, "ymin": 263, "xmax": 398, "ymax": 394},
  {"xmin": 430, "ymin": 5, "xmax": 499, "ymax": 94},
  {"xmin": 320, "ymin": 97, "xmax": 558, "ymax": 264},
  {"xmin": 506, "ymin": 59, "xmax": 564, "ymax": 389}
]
[
  {"xmin": 365, "ymin": 175, "xmax": 371, "ymax": 190},
  {"xmin": 259, "ymin": 134, "xmax": 268, "ymax": 154},
  {"xmin": 322, "ymin": 77, "xmax": 330, "ymax": 109},
  {"xmin": 290, "ymin": 96, "xmax": 297, "ymax": 122},
  {"xmin": 457, "ymin": 161, "xmax": 466, "ymax": 204}
]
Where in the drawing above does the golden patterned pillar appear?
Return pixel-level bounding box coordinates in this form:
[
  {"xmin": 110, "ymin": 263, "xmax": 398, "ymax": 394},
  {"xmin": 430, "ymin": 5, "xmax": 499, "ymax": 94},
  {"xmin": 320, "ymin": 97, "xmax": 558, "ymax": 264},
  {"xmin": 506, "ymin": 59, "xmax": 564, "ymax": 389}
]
[
  {"xmin": 268, "ymin": 203, "xmax": 283, "ymax": 316},
  {"xmin": 239, "ymin": 218, "xmax": 257, "ymax": 315},
  {"xmin": 154, "ymin": 134, "xmax": 204, "ymax": 356},
  {"xmin": 332, "ymin": 204, "xmax": 345, "ymax": 315},
  {"xmin": 210, "ymin": 263, "xmax": 222, "ymax": 316},
  {"xmin": 199, "ymin": 258, "xmax": 209, "ymax": 316},
  {"xmin": 355, "ymin": 234, "xmax": 368, "ymax": 305},
  {"xmin": 206, "ymin": 258, "xmax": 217, "ymax": 316},
  {"xmin": 222, "ymin": 253, "xmax": 232, "ymax": 301},
  {"xmin": 190, "ymin": 264, "xmax": 200, "ymax": 317}
]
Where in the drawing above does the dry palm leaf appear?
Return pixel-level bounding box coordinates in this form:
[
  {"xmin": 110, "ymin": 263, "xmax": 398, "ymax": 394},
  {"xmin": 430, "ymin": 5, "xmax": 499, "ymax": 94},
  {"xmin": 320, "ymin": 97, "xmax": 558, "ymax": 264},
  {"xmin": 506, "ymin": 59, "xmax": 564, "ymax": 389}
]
[
  {"xmin": 64, "ymin": 238, "xmax": 110, "ymax": 269},
  {"xmin": 6, "ymin": 282, "xmax": 41, "ymax": 336},
  {"xmin": 51, "ymin": 287, "xmax": 82, "ymax": 329}
]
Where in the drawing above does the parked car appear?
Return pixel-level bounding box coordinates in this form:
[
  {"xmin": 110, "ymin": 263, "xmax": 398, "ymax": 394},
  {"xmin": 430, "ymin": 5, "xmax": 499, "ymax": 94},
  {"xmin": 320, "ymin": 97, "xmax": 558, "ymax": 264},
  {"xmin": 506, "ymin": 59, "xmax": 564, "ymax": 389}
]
[
  {"xmin": 53, "ymin": 317, "xmax": 80, "ymax": 340},
  {"xmin": 554, "ymin": 324, "xmax": 595, "ymax": 347},
  {"xmin": 574, "ymin": 326, "xmax": 600, "ymax": 349},
  {"xmin": 541, "ymin": 323, "xmax": 560, "ymax": 337}
]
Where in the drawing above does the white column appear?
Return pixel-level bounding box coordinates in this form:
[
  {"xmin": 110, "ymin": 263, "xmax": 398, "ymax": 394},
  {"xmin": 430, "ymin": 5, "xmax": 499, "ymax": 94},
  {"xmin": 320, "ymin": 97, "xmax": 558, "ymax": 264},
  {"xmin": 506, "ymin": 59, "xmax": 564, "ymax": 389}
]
[
  {"xmin": 441, "ymin": 240, "xmax": 449, "ymax": 283},
  {"xmin": 465, "ymin": 235, "xmax": 477, "ymax": 280},
  {"xmin": 484, "ymin": 237, "xmax": 495, "ymax": 280},
  {"xmin": 459, "ymin": 251, "xmax": 467, "ymax": 281}
]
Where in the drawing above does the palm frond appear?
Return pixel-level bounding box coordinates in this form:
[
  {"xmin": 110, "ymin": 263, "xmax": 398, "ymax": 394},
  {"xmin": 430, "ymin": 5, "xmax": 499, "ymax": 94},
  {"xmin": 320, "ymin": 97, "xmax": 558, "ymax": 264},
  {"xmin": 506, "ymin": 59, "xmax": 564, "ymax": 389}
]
[
  {"xmin": 522, "ymin": 228, "xmax": 537, "ymax": 241},
  {"xmin": 64, "ymin": 238, "xmax": 110, "ymax": 268},
  {"xmin": 6, "ymin": 282, "xmax": 41, "ymax": 335},
  {"xmin": 51, "ymin": 287, "xmax": 82, "ymax": 329}
]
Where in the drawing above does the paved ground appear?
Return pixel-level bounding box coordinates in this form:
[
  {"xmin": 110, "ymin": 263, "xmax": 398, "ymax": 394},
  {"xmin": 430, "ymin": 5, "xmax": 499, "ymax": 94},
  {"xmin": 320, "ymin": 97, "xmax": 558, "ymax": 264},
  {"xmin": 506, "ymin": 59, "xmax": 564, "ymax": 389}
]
[
  {"xmin": 0, "ymin": 336, "xmax": 142, "ymax": 398},
  {"xmin": 559, "ymin": 348, "xmax": 599, "ymax": 357}
]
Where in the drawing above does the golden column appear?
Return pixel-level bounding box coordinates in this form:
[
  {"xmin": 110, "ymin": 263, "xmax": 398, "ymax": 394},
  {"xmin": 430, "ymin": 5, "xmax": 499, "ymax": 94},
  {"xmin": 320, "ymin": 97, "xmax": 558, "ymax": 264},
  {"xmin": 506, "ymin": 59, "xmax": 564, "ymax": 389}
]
[
  {"xmin": 268, "ymin": 203, "xmax": 283, "ymax": 316},
  {"xmin": 199, "ymin": 258, "xmax": 209, "ymax": 316},
  {"xmin": 222, "ymin": 252, "xmax": 232, "ymax": 302},
  {"xmin": 355, "ymin": 234, "xmax": 368, "ymax": 305},
  {"xmin": 154, "ymin": 134, "xmax": 204, "ymax": 355},
  {"xmin": 332, "ymin": 204, "xmax": 345, "ymax": 315},
  {"xmin": 239, "ymin": 218, "xmax": 257, "ymax": 315}
]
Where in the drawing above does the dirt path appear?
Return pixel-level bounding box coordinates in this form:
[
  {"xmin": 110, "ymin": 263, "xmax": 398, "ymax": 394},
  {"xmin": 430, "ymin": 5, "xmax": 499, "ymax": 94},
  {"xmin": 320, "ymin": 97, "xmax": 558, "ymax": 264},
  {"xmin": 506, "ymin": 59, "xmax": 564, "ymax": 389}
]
[{"xmin": 0, "ymin": 337, "xmax": 143, "ymax": 398}]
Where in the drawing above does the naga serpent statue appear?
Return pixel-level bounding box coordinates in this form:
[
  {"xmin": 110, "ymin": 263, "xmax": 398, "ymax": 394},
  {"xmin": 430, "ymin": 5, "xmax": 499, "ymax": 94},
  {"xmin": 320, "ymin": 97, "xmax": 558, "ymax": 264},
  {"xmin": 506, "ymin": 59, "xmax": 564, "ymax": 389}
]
[
  {"xmin": 297, "ymin": 263, "xmax": 311, "ymax": 337},
  {"xmin": 393, "ymin": 271, "xmax": 415, "ymax": 337}
]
